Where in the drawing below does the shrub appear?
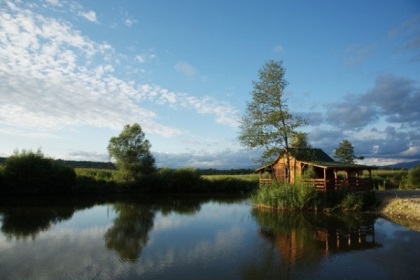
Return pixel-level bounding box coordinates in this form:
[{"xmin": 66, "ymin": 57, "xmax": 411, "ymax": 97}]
[
  {"xmin": 405, "ymin": 165, "xmax": 420, "ymax": 189},
  {"xmin": 1, "ymin": 149, "xmax": 76, "ymax": 194},
  {"xmin": 337, "ymin": 192, "xmax": 363, "ymax": 212}
]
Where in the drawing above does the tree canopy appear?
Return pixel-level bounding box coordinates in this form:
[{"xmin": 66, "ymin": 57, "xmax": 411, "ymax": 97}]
[
  {"xmin": 238, "ymin": 60, "xmax": 307, "ymax": 163},
  {"xmin": 107, "ymin": 123, "xmax": 156, "ymax": 183},
  {"xmin": 333, "ymin": 139, "xmax": 363, "ymax": 164},
  {"xmin": 291, "ymin": 132, "xmax": 311, "ymax": 148}
]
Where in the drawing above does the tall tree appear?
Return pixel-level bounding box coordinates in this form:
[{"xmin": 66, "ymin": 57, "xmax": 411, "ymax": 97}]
[
  {"xmin": 333, "ymin": 139, "xmax": 363, "ymax": 164},
  {"xmin": 108, "ymin": 123, "xmax": 156, "ymax": 183},
  {"xmin": 238, "ymin": 60, "xmax": 307, "ymax": 163}
]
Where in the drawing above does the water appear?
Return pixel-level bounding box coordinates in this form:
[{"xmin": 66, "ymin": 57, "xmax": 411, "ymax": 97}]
[{"xmin": 0, "ymin": 194, "xmax": 419, "ymax": 280}]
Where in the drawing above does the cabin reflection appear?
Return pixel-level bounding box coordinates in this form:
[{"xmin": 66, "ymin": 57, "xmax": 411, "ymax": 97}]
[
  {"xmin": 254, "ymin": 211, "xmax": 381, "ymax": 265},
  {"xmin": 313, "ymin": 224, "xmax": 377, "ymax": 254}
]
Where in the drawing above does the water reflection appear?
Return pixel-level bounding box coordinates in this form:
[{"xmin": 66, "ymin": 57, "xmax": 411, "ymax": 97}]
[
  {"xmin": 104, "ymin": 202, "xmax": 155, "ymax": 262},
  {"xmin": 0, "ymin": 196, "xmax": 103, "ymax": 240},
  {"xmin": 103, "ymin": 195, "xmax": 247, "ymax": 262},
  {"xmin": 252, "ymin": 209, "xmax": 381, "ymax": 268},
  {"xmin": 0, "ymin": 194, "xmax": 248, "ymax": 261},
  {"xmin": 0, "ymin": 195, "xmax": 419, "ymax": 279}
]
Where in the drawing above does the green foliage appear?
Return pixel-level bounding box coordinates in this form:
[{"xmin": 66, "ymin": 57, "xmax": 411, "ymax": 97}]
[
  {"xmin": 1, "ymin": 149, "xmax": 76, "ymax": 194},
  {"xmin": 156, "ymin": 167, "xmax": 201, "ymax": 191},
  {"xmin": 252, "ymin": 181, "xmax": 316, "ymax": 211},
  {"xmin": 337, "ymin": 192, "xmax": 364, "ymax": 212},
  {"xmin": 201, "ymin": 175, "xmax": 258, "ymax": 192},
  {"xmin": 371, "ymin": 169, "xmax": 409, "ymax": 190},
  {"xmin": 75, "ymin": 168, "xmax": 116, "ymax": 182},
  {"xmin": 302, "ymin": 165, "xmax": 316, "ymax": 179},
  {"xmin": 238, "ymin": 60, "xmax": 307, "ymax": 162},
  {"xmin": 252, "ymin": 181, "xmax": 374, "ymax": 212},
  {"xmin": 152, "ymin": 169, "xmax": 259, "ymax": 193},
  {"xmin": 291, "ymin": 132, "xmax": 311, "ymax": 148},
  {"xmin": 405, "ymin": 165, "xmax": 420, "ymax": 189},
  {"xmin": 107, "ymin": 123, "xmax": 156, "ymax": 185},
  {"xmin": 334, "ymin": 139, "xmax": 357, "ymax": 163}
]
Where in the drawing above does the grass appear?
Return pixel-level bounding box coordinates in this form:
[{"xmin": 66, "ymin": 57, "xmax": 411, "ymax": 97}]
[
  {"xmin": 251, "ymin": 181, "xmax": 317, "ymax": 211},
  {"xmin": 252, "ymin": 180, "xmax": 374, "ymax": 212},
  {"xmin": 75, "ymin": 168, "xmax": 117, "ymax": 182},
  {"xmin": 72, "ymin": 168, "xmax": 260, "ymax": 193}
]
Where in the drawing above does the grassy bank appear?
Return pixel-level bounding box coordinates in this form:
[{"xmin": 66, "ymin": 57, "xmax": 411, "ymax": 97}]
[
  {"xmin": 0, "ymin": 157, "xmax": 259, "ymax": 194},
  {"xmin": 372, "ymin": 190, "xmax": 420, "ymax": 231},
  {"xmin": 252, "ymin": 181, "xmax": 375, "ymax": 212}
]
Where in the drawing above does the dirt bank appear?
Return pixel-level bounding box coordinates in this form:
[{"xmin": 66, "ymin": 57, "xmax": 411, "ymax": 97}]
[{"xmin": 374, "ymin": 190, "xmax": 420, "ymax": 231}]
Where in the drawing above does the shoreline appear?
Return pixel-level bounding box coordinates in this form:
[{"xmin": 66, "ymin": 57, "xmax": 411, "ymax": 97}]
[{"xmin": 373, "ymin": 190, "xmax": 420, "ymax": 231}]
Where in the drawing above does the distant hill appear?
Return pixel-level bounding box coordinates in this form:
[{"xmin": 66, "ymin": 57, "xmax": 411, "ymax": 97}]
[{"xmin": 382, "ymin": 160, "xmax": 420, "ymax": 169}]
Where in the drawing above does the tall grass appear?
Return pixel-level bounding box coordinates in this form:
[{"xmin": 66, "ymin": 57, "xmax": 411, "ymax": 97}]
[
  {"xmin": 252, "ymin": 181, "xmax": 317, "ymax": 211},
  {"xmin": 252, "ymin": 179, "xmax": 373, "ymax": 212}
]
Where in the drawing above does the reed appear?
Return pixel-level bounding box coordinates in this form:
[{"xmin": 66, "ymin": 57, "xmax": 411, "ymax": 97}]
[{"xmin": 251, "ymin": 181, "xmax": 317, "ymax": 211}]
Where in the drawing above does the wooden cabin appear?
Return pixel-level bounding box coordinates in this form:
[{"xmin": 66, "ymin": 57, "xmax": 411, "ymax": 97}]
[{"xmin": 255, "ymin": 148, "xmax": 377, "ymax": 191}]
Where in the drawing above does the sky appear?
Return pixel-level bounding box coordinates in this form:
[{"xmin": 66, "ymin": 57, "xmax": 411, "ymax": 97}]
[{"xmin": 1, "ymin": 0, "xmax": 419, "ymax": 169}]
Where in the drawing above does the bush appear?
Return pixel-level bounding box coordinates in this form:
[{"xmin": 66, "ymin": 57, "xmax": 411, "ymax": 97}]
[
  {"xmin": 1, "ymin": 149, "xmax": 76, "ymax": 194},
  {"xmin": 337, "ymin": 192, "xmax": 363, "ymax": 211},
  {"xmin": 405, "ymin": 165, "xmax": 420, "ymax": 189}
]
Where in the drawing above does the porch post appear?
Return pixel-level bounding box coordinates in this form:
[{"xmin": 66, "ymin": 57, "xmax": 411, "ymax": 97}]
[{"xmin": 324, "ymin": 168, "xmax": 327, "ymax": 190}]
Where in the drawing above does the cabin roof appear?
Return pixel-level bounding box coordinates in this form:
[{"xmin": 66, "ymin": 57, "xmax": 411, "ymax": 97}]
[
  {"xmin": 255, "ymin": 147, "xmax": 377, "ymax": 172},
  {"xmin": 287, "ymin": 148, "xmax": 335, "ymax": 162}
]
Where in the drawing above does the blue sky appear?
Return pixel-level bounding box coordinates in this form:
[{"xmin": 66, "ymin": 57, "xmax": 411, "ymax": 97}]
[{"xmin": 1, "ymin": 0, "xmax": 419, "ymax": 168}]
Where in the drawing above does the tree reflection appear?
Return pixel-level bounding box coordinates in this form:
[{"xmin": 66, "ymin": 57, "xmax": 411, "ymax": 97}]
[
  {"xmin": 0, "ymin": 196, "xmax": 102, "ymax": 240},
  {"xmin": 103, "ymin": 194, "xmax": 246, "ymax": 262},
  {"xmin": 104, "ymin": 202, "xmax": 155, "ymax": 262}
]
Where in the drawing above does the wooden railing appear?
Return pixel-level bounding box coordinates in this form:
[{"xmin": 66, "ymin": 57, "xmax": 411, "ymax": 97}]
[
  {"xmin": 259, "ymin": 178, "xmax": 373, "ymax": 191},
  {"xmin": 259, "ymin": 179, "xmax": 272, "ymax": 187}
]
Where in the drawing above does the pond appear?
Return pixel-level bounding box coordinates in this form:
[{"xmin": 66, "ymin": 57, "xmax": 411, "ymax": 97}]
[{"xmin": 0, "ymin": 194, "xmax": 419, "ymax": 280}]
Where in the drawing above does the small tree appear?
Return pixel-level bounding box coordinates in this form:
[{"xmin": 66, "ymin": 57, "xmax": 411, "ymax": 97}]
[
  {"xmin": 333, "ymin": 139, "xmax": 364, "ymax": 164},
  {"xmin": 406, "ymin": 165, "xmax": 420, "ymax": 189},
  {"xmin": 238, "ymin": 60, "xmax": 307, "ymax": 167},
  {"xmin": 108, "ymin": 123, "xmax": 156, "ymax": 184}
]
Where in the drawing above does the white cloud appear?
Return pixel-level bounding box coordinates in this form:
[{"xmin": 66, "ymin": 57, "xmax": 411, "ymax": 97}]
[
  {"xmin": 0, "ymin": 0, "xmax": 240, "ymax": 154},
  {"xmin": 124, "ymin": 18, "xmax": 137, "ymax": 27},
  {"xmin": 135, "ymin": 50, "xmax": 156, "ymax": 63},
  {"xmin": 174, "ymin": 61, "xmax": 197, "ymax": 77},
  {"xmin": 44, "ymin": 0, "xmax": 62, "ymax": 7},
  {"xmin": 0, "ymin": 2, "xmax": 180, "ymax": 137},
  {"xmin": 135, "ymin": 55, "xmax": 146, "ymax": 63},
  {"xmin": 79, "ymin": 10, "xmax": 98, "ymax": 23}
]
